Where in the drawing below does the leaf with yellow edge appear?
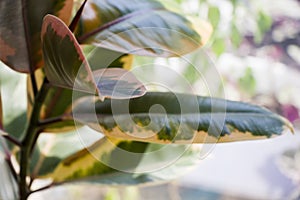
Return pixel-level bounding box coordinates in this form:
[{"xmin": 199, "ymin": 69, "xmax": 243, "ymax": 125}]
[
  {"xmin": 72, "ymin": 92, "xmax": 293, "ymax": 144},
  {"xmin": 30, "ymin": 127, "xmax": 98, "ymax": 178},
  {"xmin": 35, "ymin": 135, "xmax": 200, "ymax": 185}
]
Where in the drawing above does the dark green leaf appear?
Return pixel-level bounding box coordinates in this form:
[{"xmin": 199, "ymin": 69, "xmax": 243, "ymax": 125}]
[
  {"xmin": 42, "ymin": 15, "xmax": 146, "ymax": 100},
  {"xmin": 75, "ymin": 0, "xmax": 209, "ymax": 57},
  {"xmin": 0, "ymin": 0, "xmax": 73, "ymax": 73},
  {"xmin": 72, "ymin": 92, "xmax": 293, "ymax": 144}
]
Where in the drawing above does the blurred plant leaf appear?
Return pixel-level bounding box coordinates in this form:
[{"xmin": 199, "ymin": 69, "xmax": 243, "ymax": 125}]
[
  {"xmin": 30, "ymin": 127, "xmax": 100, "ymax": 178},
  {"xmin": 72, "ymin": 92, "xmax": 293, "ymax": 144},
  {"xmin": 238, "ymin": 67, "xmax": 256, "ymax": 96},
  {"xmin": 231, "ymin": 24, "xmax": 242, "ymax": 48},
  {"xmin": 208, "ymin": 6, "xmax": 220, "ymax": 29},
  {"xmin": 257, "ymin": 11, "xmax": 272, "ymax": 34},
  {"xmin": 211, "ymin": 37, "xmax": 225, "ymax": 57},
  {"xmin": 0, "ymin": 137, "xmax": 18, "ymax": 200},
  {"xmin": 42, "ymin": 15, "xmax": 146, "ymax": 101},
  {"xmin": 0, "ymin": 63, "xmax": 27, "ymax": 140},
  {"xmin": 75, "ymin": 0, "xmax": 210, "ymax": 57},
  {"xmin": 0, "ymin": 0, "xmax": 73, "ymax": 73},
  {"xmin": 0, "ymin": 91, "xmax": 3, "ymax": 130},
  {"xmin": 40, "ymin": 137, "xmax": 144, "ymax": 182},
  {"xmin": 255, "ymin": 11, "xmax": 272, "ymax": 43},
  {"xmin": 36, "ymin": 135, "xmax": 199, "ymax": 185}
]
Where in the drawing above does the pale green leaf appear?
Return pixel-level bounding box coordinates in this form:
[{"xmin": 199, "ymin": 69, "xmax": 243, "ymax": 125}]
[
  {"xmin": 208, "ymin": 6, "xmax": 220, "ymax": 28},
  {"xmin": 211, "ymin": 37, "xmax": 225, "ymax": 57}
]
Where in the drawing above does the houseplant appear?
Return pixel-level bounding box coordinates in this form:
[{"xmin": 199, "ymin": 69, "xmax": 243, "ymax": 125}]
[{"xmin": 0, "ymin": 0, "xmax": 293, "ymax": 199}]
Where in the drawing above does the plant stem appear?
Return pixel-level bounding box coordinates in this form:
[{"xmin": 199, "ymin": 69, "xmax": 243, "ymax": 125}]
[
  {"xmin": 38, "ymin": 116, "xmax": 64, "ymax": 127},
  {"xmin": 29, "ymin": 183, "xmax": 55, "ymax": 195},
  {"xmin": 30, "ymin": 73, "xmax": 38, "ymax": 98},
  {"xmin": 1, "ymin": 133, "xmax": 22, "ymax": 146},
  {"xmin": 19, "ymin": 80, "xmax": 50, "ymax": 200},
  {"xmin": 5, "ymin": 156, "xmax": 19, "ymax": 183},
  {"xmin": 0, "ymin": 138, "xmax": 18, "ymax": 182}
]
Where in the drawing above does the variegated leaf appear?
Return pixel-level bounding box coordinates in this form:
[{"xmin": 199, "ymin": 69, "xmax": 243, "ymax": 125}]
[
  {"xmin": 75, "ymin": 0, "xmax": 212, "ymax": 57},
  {"xmin": 72, "ymin": 92, "xmax": 293, "ymax": 144},
  {"xmin": 42, "ymin": 15, "xmax": 145, "ymax": 100},
  {"xmin": 35, "ymin": 135, "xmax": 199, "ymax": 185},
  {"xmin": 0, "ymin": 0, "xmax": 73, "ymax": 73}
]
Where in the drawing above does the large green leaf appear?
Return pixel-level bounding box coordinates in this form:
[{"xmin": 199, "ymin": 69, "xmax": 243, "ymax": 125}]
[
  {"xmin": 72, "ymin": 92, "xmax": 293, "ymax": 144},
  {"xmin": 0, "ymin": 0, "xmax": 73, "ymax": 73},
  {"xmin": 75, "ymin": 0, "xmax": 211, "ymax": 57},
  {"xmin": 35, "ymin": 135, "xmax": 199, "ymax": 185},
  {"xmin": 42, "ymin": 15, "xmax": 145, "ymax": 100}
]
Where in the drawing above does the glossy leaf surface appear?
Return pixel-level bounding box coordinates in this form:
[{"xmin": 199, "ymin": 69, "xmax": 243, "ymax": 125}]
[
  {"xmin": 76, "ymin": 0, "xmax": 212, "ymax": 57},
  {"xmin": 72, "ymin": 92, "xmax": 293, "ymax": 144},
  {"xmin": 42, "ymin": 15, "xmax": 145, "ymax": 100},
  {"xmin": 0, "ymin": 0, "xmax": 73, "ymax": 73}
]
